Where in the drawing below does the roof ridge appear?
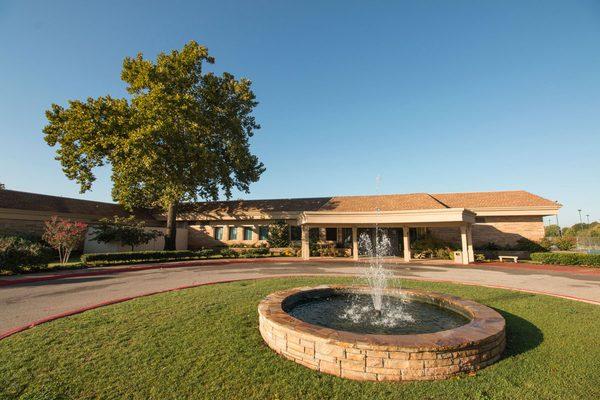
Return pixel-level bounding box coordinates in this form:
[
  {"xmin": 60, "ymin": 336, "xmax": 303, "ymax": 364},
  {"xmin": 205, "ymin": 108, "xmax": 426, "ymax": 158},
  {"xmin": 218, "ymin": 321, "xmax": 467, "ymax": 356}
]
[{"xmin": 427, "ymin": 193, "xmax": 450, "ymax": 208}]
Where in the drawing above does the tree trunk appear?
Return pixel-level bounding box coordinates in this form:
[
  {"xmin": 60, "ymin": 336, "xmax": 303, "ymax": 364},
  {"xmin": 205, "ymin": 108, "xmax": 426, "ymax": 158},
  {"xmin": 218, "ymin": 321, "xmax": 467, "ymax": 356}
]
[{"xmin": 164, "ymin": 202, "xmax": 178, "ymax": 251}]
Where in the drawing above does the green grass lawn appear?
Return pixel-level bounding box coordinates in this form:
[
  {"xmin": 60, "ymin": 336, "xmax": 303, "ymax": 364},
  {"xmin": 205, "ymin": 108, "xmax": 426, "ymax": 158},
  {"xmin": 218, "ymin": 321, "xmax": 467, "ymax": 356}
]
[{"xmin": 1, "ymin": 277, "xmax": 599, "ymax": 400}]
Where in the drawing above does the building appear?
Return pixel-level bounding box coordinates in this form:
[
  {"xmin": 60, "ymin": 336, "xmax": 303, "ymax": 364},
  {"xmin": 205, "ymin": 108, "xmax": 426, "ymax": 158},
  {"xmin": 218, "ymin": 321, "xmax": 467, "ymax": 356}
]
[{"xmin": 0, "ymin": 189, "xmax": 560, "ymax": 264}]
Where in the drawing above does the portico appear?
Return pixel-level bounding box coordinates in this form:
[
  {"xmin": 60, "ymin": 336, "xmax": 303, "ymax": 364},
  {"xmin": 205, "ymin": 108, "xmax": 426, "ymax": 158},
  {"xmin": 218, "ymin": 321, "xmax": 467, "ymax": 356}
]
[{"xmin": 298, "ymin": 208, "xmax": 477, "ymax": 264}]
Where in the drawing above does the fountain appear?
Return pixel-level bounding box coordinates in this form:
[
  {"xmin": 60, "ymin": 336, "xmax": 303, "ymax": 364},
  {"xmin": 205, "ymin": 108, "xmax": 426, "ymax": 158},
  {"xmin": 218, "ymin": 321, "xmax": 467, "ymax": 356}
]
[{"xmin": 258, "ymin": 184, "xmax": 505, "ymax": 381}]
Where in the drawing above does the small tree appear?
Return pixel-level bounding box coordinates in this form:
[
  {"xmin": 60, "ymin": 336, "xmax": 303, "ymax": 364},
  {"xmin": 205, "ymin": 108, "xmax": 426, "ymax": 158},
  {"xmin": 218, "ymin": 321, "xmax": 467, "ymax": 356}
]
[
  {"xmin": 544, "ymin": 224, "xmax": 561, "ymax": 238},
  {"xmin": 43, "ymin": 216, "xmax": 88, "ymax": 264},
  {"xmin": 0, "ymin": 182, "xmax": 5, "ymax": 190},
  {"xmin": 92, "ymin": 216, "xmax": 162, "ymax": 251},
  {"xmin": 267, "ymin": 221, "xmax": 290, "ymax": 248}
]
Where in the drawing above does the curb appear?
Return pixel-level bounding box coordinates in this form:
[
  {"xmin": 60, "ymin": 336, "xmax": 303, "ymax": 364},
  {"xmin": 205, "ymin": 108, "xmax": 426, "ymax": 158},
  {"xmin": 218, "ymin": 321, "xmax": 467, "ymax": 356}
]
[{"xmin": 1, "ymin": 274, "xmax": 598, "ymax": 342}]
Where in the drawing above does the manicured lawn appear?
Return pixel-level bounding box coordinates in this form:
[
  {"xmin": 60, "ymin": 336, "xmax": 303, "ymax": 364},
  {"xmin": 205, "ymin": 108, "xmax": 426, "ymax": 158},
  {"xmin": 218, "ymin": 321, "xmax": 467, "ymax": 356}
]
[{"xmin": 1, "ymin": 277, "xmax": 599, "ymax": 399}]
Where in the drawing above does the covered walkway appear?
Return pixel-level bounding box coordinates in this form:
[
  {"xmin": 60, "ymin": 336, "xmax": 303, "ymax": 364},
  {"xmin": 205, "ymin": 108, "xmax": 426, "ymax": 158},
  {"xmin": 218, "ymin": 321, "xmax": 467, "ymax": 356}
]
[{"xmin": 299, "ymin": 208, "xmax": 477, "ymax": 264}]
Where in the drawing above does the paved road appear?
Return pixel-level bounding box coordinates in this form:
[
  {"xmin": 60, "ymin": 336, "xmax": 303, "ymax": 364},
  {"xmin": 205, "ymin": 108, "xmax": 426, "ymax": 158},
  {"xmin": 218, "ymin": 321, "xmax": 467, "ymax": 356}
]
[{"xmin": 2, "ymin": 261, "xmax": 600, "ymax": 335}]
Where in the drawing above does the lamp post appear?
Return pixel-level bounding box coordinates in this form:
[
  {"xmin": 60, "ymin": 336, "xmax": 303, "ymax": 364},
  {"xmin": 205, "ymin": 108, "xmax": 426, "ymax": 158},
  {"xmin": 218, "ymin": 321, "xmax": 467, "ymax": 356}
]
[
  {"xmin": 578, "ymin": 209, "xmax": 583, "ymax": 224},
  {"xmin": 555, "ymin": 201, "xmax": 561, "ymax": 236}
]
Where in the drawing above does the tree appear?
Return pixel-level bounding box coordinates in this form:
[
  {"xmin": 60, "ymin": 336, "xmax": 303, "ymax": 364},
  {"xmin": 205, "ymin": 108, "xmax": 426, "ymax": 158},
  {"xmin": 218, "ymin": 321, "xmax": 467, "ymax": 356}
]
[
  {"xmin": 0, "ymin": 182, "xmax": 5, "ymax": 190},
  {"xmin": 44, "ymin": 41, "xmax": 264, "ymax": 250},
  {"xmin": 42, "ymin": 216, "xmax": 88, "ymax": 264},
  {"xmin": 544, "ymin": 224, "xmax": 561, "ymax": 237},
  {"xmin": 92, "ymin": 216, "xmax": 162, "ymax": 251}
]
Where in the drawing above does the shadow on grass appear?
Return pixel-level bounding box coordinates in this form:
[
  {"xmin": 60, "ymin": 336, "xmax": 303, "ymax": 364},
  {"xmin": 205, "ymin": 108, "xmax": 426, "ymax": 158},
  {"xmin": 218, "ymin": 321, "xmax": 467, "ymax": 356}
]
[{"xmin": 496, "ymin": 308, "xmax": 544, "ymax": 357}]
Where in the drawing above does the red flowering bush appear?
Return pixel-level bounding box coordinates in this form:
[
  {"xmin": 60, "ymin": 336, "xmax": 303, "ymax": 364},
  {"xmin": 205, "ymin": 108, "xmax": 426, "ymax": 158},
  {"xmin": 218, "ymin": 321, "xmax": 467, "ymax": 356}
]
[{"xmin": 43, "ymin": 216, "xmax": 88, "ymax": 264}]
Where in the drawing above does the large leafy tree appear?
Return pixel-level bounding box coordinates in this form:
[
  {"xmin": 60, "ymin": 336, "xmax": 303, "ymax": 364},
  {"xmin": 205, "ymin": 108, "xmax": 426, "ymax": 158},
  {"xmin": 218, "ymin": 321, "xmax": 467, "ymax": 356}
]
[{"xmin": 44, "ymin": 41, "xmax": 264, "ymax": 249}]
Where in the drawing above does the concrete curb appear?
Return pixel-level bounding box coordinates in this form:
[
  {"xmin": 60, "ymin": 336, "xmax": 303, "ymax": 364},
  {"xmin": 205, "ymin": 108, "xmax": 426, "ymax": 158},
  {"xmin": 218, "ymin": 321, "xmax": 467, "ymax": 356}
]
[{"xmin": 1, "ymin": 274, "xmax": 598, "ymax": 342}]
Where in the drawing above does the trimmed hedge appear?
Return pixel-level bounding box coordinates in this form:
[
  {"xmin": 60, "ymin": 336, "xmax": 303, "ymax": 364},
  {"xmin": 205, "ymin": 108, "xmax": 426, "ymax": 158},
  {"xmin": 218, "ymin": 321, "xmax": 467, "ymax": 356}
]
[
  {"xmin": 530, "ymin": 252, "xmax": 600, "ymax": 267},
  {"xmin": 80, "ymin": 247, "xmax": 273, "ymax": 264},
  {"xmin": 81, "ymin": 250, "xmax": 200, "ymax": 263}
]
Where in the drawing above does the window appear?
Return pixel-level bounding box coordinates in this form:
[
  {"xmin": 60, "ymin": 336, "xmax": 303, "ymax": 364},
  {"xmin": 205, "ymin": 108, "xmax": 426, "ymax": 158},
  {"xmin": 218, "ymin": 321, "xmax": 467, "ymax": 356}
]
[
  {"xmin": 259, "ymin": 226, "xmax": 269, "ymax": 241},
  {"xmin": 228, "ymin": 226, "xmax": 237, "ymax": 240},
  {"xmin": 290, "ymin": 226, "xmax": 301, "ymax": 241},
  {"xmin": 214, "ymin": 226, "xmax": 223, "ymax": 240},
  {"xmin": 325, "ymin": 228, "xmax": 337, "ymax": 241},
  {"xmin": 243, "ymin": 227, "xmax": 253, "ymax": 241}
]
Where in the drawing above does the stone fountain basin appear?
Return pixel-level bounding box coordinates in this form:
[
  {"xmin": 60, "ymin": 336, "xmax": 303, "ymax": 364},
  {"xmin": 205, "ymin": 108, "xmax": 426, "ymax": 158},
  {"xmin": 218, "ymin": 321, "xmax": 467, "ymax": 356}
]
[{"xmin": 258, "ymin": 285, "xmax": 505, "ymax": 381}]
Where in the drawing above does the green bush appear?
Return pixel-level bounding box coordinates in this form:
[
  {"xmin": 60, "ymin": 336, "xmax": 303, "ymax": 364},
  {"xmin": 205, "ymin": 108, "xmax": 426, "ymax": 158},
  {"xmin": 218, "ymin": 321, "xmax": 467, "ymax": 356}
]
[
  {"xmin": 219, "ymin": 248, "xmax": 238, "ymax": 258},
  {"xmin": 530, "ymin": 252, "xmax": 600, "ymax": 267},
  {"xmin": 238, "ymin": 247, "xmax": 271, "ymax": 258},
  {"xmin": 81, "ymin": 250, "xmax": 198, "ymax": 263},
  {"xmin": 196, "ymin": 249, "xmax": 216, "ymax": 258},
  {"xmin": 411, "ymin": 234, "xmax": 456, "ymax": 260},
  {"xmin": 553, "ymin": 237, "xmax": 577, "ymax": 251},
  {"xmin": 0, "ymin": 235, "xmax": 54, "ymax": 272}
]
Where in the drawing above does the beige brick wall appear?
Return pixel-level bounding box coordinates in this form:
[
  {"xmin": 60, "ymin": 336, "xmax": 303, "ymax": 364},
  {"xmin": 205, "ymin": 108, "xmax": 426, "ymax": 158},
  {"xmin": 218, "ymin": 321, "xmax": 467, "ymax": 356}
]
[
  {"xmin": 429, "ymin": 216, "xmax": 545, "ymax": 248},
  {"xmin": 187, "ymin": 219, "xmax": 297, "ymax": 249},
  {"xmin": 0, "ymin": 218, "xmax": 46, "ymax": 237}
]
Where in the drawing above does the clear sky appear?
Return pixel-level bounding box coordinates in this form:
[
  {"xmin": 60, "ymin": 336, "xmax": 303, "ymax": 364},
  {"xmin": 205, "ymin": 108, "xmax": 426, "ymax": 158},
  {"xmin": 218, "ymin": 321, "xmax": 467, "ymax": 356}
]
[{"xmin": 1, "ymin": 0, "xmax": 599, "ymax": 226}]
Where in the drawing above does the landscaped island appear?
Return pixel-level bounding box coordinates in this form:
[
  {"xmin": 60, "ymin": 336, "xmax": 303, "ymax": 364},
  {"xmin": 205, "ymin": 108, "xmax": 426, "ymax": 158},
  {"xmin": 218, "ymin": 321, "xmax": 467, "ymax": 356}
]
[{"xmin": 1, "ymin": 277, "xmax": 598, "ymax": 399}]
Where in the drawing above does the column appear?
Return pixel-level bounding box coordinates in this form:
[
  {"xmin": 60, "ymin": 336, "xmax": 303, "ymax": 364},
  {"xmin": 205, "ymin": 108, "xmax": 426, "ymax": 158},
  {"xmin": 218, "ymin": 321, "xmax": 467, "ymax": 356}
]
[
  {"xmin": 467, "ymin": 224, "xmax": 475, "ymax": 263},
  {"xmin": 352, "ymin": 226, "xmax": 358, "ymax": 260},
  {"xmin": 460, "ymin": 225, "xmax": 469, "ymax": 265},
  {"xmin": 301, "ymin": 225, "xmax": 310, "ymax": 260},
  {"xmin": 403, "ymin": 226, "xmax": 411, "ymax": 263}
]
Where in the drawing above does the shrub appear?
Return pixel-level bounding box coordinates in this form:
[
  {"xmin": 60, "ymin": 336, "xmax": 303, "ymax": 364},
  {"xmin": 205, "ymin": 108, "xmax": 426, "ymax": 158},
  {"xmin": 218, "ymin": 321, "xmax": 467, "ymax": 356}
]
[
  {"xmin": 219, "ymin": 248, "xmax": 238, "ymax": 258},
  {"xmin": 411, "ymin": 234, "xmax": 456, "ymax": 260},
  {"xmin": 553, "ymin": 236, "xmax": 577, "ymax": 251},
  {"xmin": 238, "ymin": 247, "xmax": 271, "ymax": 258},
  {"xmin": 280, "ymin": 247, "xmax": 299, "ymax": 257},
  {"xmin": 544, "ymin": 224, "xmax": 561, "ymax": 238},
  {"xmin": 530, "ymin": 252, "xmax": 600, "ymax": 267},
  {"xmin": 91, "ymin": 216, "xmax": 162, "ymax": 251},
  {"xmin": 81, "ymin": 250, "xmax": 197, "ymax": 263},
  {"xmin": 0, "ymin": 235, "xmax": 54, "ymax": 272},
  {"xmin": 43, "ymin": 216, "xmax": 88, "ymax": 264},
  {"xmin": 80, "ymin": 247, "xmax": 248, "ymax": 264},
  {"xmin": 196, "ymin": 249, "xmax": 216, "ymax": 258}
]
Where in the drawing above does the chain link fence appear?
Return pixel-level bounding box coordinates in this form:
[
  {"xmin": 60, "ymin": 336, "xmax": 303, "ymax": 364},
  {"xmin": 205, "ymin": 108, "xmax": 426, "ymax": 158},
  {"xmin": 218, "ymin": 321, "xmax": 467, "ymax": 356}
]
[{"xmin": 576, "ymin": 236, "xmax": 600, "ymax": 254}]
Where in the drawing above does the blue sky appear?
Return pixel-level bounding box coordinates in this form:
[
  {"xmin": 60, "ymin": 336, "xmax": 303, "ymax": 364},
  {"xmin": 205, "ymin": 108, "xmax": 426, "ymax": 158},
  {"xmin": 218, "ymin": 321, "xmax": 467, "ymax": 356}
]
[{"xmin": 1, "ymin": 0, "xmax": 599, "ymax": 226}]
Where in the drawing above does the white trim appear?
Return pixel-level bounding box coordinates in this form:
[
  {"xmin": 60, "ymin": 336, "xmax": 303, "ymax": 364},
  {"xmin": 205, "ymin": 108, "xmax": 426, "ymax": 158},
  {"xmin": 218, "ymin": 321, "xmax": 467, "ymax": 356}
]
[
  {"xmin": 298, "ymin": 208, "xmax": 476, "ymax": 226},
  {"xmin": 471, "ymin": 206, "xmax": 559, "ymax": 216}
]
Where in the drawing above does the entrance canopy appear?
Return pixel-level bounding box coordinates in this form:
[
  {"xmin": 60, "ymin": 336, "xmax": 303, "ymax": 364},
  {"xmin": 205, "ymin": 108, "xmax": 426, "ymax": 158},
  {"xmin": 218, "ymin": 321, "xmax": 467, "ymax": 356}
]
[
  {"xmin": 297, "ymin": 208, "xmax": 477, "ymax": 264},
  {"xmin": 298, "ymin": 208, "xmax": 476, "ymax": 227}
]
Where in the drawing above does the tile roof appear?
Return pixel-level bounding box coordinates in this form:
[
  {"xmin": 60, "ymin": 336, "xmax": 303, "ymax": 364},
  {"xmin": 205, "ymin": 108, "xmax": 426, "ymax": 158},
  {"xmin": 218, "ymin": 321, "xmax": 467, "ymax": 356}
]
[
  {"xmin": 0, "ymin": 190, "xmax": 156, "ymax": 220},
  {"xmin": 430, "ymin": 190, "xmax": 558, "ymax": 209},
  {"xmin": 320, "ymin": 193, "xmax": 446, "ymax": 212},
  {"xmin": 0, "ymin": 189, "xmax": 559, "ymax": 220},
  {"xmin": 182, "ymin": 190, "xmax": 559, "ymax": 215}
]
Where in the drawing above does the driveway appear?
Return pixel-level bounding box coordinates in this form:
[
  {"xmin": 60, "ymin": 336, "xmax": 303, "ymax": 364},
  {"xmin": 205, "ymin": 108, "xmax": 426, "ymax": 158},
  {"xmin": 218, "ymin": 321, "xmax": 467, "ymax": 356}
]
[{"xmin": 1, "ymin": 260, "xmax": 599, "ymax": 336}]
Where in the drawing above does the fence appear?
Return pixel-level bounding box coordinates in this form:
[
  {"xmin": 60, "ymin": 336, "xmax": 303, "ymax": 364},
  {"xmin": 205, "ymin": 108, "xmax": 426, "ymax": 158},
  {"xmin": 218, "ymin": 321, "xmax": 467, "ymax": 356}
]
[{"xmin": 576, "ymin": 236, "xmax": 600, "ymax": 254}]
